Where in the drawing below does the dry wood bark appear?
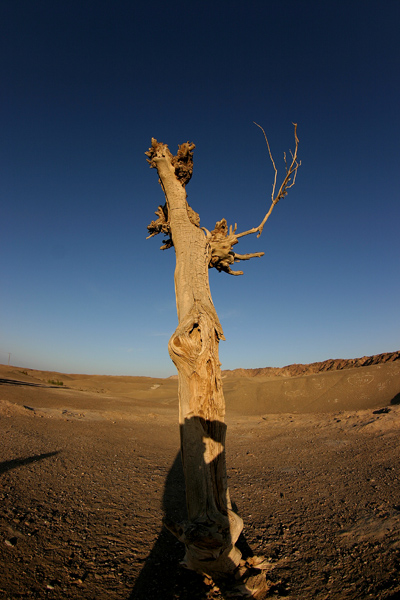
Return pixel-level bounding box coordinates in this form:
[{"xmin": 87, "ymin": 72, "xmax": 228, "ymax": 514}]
[
  {"xmin": 146, "ymin": 139, "xmax": 243, "ymax": 576},
  {"xmin": 145, "ymin": 127, "xmax": 300, "ymax": 587}
]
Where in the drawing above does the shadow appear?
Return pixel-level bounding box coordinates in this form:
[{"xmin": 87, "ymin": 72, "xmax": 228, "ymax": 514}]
[
  {"xmin": 128, "ymin": 451, "xmax": 211, "ymax": 600},
  {"xmin": 0, "ymin": 451, "xmax": 61, "ymax": 475},
  {"xmin": 0, "ymin": 377, "xmax": 44, "ymax": 387},
  {"xmin": 129, "ymin": 418, "xmax": 255, "ymax": 600},
  {"xmin": 390, "ymin": 392, "xmax": 400, "ymax": 405},
  {"xmin": 0, "ymin": 377, "xmax": 67, "ymax": 389}
]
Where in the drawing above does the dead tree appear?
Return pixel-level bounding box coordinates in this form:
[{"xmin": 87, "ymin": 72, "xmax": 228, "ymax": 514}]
[{"xmin": 145, "ymin": 125, "xmax": 300, "ymax": 590}]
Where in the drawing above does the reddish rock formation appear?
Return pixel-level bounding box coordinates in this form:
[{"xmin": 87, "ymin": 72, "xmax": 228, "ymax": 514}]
[{"xmin": 223, "ymin": 350, "xmax": 400, "ymax": 379}]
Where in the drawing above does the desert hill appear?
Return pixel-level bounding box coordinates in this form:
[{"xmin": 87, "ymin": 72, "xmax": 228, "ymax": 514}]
[
  {"xmin": 1, "ymin": 350, "xmax": 399, "ymax": 417},
  {"xmin": 223, "ymin": 350, "xmax": 400, "ymax": 378}
]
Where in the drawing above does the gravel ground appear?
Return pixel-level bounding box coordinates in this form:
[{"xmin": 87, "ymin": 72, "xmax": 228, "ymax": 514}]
[{"xmin": 1, "ymin": 375, "xmax": 400, "ymax": 599}]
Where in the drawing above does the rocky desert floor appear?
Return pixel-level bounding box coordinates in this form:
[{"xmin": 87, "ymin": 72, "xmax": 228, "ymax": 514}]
[{"xmin": 1, "ymin": 360, "xmax": 400, "ymax": 599}]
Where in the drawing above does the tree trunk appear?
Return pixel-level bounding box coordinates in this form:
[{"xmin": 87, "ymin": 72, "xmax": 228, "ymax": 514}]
[{"xmin": 147, "ymin": 142, "xmax": 243, "ymax": 576}]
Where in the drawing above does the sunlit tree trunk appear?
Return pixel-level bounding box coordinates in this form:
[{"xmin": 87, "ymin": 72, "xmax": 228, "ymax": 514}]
[
  {"xmin": 145, "ymin": 128, "xmax": 299, "ymax": 588},
  {"xmin": 146, "ymin": 140, "xmax": 243, "ymax": 576}
]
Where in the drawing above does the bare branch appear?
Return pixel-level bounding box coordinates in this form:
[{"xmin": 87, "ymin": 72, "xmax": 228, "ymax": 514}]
[
  {"xmin": 226, "ymin": 268, "xmax": 243, "ymax": 276},
  {"xmin": 253, "ymin": 122, "xmax": 278, "ymax": 203},
  {"xmin": 146, "ymin": 125, "xmax": 300, "ymax": 275},
  {"xmin": 252, "ymin": 122, "xmax": 301, "ymax": 237},
  {"xmin": 234, "ymin": 227, "xmax": 258, "ymax": 239},
  {"xmin": 233, "ymin": 252, "xmax": 265, "ymax": 261}
]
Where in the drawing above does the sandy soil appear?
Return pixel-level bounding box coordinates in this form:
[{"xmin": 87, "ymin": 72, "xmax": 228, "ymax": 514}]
[{"xmin": 1, "ymin": 362, "xmax": 400, "ymax": 599}]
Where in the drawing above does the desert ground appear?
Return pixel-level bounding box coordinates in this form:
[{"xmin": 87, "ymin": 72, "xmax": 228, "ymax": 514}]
[{"xmin": 1, "ymin": 355, "xmax": 400, "ymax": 599}]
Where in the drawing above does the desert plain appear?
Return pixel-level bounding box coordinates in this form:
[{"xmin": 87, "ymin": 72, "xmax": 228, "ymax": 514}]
[{"xmin": 1, "ymin": 353, "xmax": 400, "ymax": 599}]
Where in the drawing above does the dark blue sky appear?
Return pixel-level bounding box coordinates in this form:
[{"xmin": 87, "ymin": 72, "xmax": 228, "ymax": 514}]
[{"xmin": 1, "ymin": 1, "xmax": 399, "ymax": 376}]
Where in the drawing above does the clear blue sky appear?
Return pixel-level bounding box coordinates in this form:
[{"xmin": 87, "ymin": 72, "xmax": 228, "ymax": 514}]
[{"xmin": 1, "ymin": 1, "xmax": 399, "ymax": 377}]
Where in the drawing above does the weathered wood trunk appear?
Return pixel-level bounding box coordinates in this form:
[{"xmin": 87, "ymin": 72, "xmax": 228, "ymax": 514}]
[
  {"xmin": 146, "ymin": 141, "xmax": 243, "ymax": 576},
  {"xmin": 145, "ymin": 128, "xmax": 300, "ymax": 594}
]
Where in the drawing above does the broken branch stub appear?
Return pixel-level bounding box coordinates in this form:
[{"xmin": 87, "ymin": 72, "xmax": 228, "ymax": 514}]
[
  {"xmin": 146, "ymin": 204, "xmax": 170, "ymax": 238},
  {"xmin": 146, "ymin": 204, "xmax": 173, "ymax": 250},
  {"xmin": 171, "ymin": 141, "xmax": 196, "ymax": 187},
  {"xmin": 207, "ymin": 218, "xmax": 265, "ymax": 276},
  {"xmin": 146, "ymin": 140, "xmax": 200, "ymax": 250},
  {"xmin": 145, "ymin": 138, "xmax": 195, "ymax": 187}
]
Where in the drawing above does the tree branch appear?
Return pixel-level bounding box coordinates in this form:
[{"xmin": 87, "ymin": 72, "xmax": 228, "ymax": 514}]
[
  {"xmin": 251, "ymin": 122, "xmax": 300, "ymax": 238},
  {"xmin": 233, "ymin": 252, "xmax": 265, "ymax": 261},
  {"xmin": 223, "ymin": 123, "xmax": 300, "ymax": 245},
  {"xmin": 146, "ymin": 125, "xmax": 300, "ymax": 274}
]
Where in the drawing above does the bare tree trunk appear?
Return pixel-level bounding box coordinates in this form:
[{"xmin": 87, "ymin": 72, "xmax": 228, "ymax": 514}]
[
  {"xmin": 145, "ymin": 128, "xmax": 300, "ymax": 589},
  {"xmin": 146, "ymin": 141, "xmax": 243, "ymax": 576}
]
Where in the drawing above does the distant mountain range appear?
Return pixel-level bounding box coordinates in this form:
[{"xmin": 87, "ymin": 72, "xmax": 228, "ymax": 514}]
[{"xmin": 223, "ymin": 350, "xmax": 400, "ymax": 379}]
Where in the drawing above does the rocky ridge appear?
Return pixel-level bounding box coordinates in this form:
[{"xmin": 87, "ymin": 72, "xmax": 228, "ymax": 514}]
[{"xmin": 223, "ymin": 350, "xmax": 400, "ymax": 379}]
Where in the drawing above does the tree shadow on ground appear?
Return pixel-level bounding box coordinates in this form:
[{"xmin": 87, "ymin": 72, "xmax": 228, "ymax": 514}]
[
  {"xmin": 0, "ymin": 451, "xmax": 61, "ymax": 475},
  {"xmin": 128, "ymin": 451, "xmax": 254, "ymax": 600}
]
